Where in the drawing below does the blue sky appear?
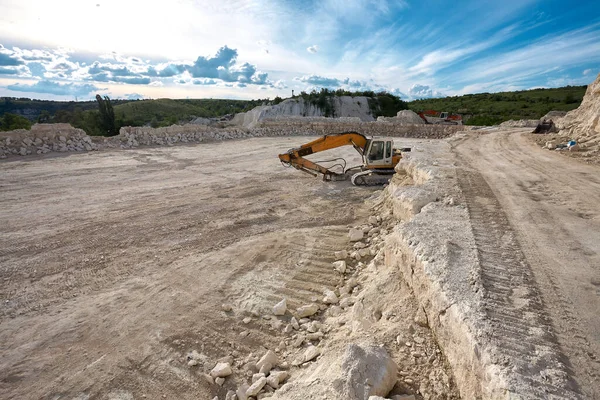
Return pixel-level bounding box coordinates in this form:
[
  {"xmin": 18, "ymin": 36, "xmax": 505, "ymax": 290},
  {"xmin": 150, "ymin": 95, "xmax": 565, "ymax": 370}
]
[{"xmin": 0, "ymin": 0, "xmax": 598, "ymax": 101}]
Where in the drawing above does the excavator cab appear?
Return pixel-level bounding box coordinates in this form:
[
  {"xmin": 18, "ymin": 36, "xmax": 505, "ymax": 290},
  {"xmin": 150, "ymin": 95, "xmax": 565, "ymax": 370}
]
[{"xmin": 365, "ymin": 139, "xmax": 395, "ymax": 169}]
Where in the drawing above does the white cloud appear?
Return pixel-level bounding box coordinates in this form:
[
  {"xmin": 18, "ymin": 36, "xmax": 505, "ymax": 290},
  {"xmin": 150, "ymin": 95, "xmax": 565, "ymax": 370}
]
[
  {"xmin": 307, "ymin": 45, "xmax": 319, "ymax": 54},
  {"xmin": 408, "ymin": 84, "xmax": 444, "ymax": 99},
  {"xmin": 583, "ymin": 69, "xmax": 592, "ymax": 75}
]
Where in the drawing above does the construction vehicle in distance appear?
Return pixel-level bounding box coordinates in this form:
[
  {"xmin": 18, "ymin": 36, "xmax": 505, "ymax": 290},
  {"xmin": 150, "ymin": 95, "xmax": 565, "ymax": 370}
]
[
  {"xmin": 278, "ymin": 132, "xmax": 410, "ymax": 186},
  {"xmin": 418, "ymin": 110, "xmax": 463, "ymax": 125}
]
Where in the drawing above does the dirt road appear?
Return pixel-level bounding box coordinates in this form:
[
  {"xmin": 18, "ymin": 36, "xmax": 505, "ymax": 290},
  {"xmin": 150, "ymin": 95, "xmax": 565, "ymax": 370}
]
[
  {"xmin": 0, "ymin": 137, "xmax": 376, "ymax": 399},
  {"xmin": 453, "ymin": 129, "xmax": 600, "ymax": 398}
]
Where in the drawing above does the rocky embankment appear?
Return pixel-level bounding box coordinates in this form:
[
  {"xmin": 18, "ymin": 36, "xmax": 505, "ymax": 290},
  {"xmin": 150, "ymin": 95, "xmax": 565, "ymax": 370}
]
[
  {"xmin": 230, "ymin": 96, "xmax": 375, "ymax": 128},
  {"xmin": 0, "ymin": 122, "xmax": 465, "ymax": 159},
  {"xmin": 378, "ymin": 138, "xmax": 578, "ymax": 399}
]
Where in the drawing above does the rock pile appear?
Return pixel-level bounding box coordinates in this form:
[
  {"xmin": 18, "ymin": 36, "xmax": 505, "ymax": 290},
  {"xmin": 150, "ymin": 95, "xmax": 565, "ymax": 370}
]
[
  {"xmin": 557, "ymin": 73, "xmax": 600, "ymax": 151},
  {"xmin": 498, "ymin": 119, "xmax": 539, "ymax": 128},
  {"xmin": 377, "ymin": 110, "xmax": 425, "ymax": 125},
  {"xmin": 0, "ymin": 123, "xmax": 98, "ymax": 158},
  {"xmin": 1, "ymin": 119, "xmax": 465, "ymax": 159}
]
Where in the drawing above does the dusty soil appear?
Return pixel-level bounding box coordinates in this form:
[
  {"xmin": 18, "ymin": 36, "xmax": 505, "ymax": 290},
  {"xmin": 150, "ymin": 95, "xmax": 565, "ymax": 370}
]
[
  {"xmin": 453, "ymin": 129, "xmax": 600, "ymax": 398},
  {"xmin": 0, "ymin": 138, "xmax": 371, "ymax": 399},
  {"xmin": 0, "ymin": 137, "xmax": 459, "ymax": 400}
]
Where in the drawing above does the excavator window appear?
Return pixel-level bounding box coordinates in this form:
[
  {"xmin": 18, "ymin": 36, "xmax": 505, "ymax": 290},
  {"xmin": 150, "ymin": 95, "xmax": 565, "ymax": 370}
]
[
  {"xmin": 368, "ymin": 141, "xmax": 385, "ymax": 161},
  {"xmin": 385, "ymin": 141, "xmax": 392, "ymax": 158}
]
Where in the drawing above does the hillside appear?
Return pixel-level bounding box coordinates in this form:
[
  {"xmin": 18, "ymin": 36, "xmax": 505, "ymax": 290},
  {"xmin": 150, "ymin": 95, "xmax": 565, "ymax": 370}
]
[
  {"xmin": 408, "ymin": 86, "xmax": 586, "ymax": 125},
  {"xmin": 0, "ymin": 85, "xmax": 588, "ymax": 134}
]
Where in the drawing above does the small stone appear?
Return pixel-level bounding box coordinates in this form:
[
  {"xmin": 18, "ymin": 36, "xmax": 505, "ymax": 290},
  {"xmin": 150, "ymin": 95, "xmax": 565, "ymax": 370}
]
[
  {"xmin": 210, "ymin": 362, "xmax": 233, "ymax": 378},
  {"xmin": 225, "ymin": 390, "xmax": 237, "ymax": 400},
  {"xmin": 368, "ymin": 216, "xmax": 378, "ymax": 225},
  {"xmin": 237, "ymin": 384, "xmax": 250, "ymax": 400},
  {"xmin": 246, "ymin": 377, "xmax": 267, "ymax": 397},
  {"xmin": 358, "ymin": 248, "xmax": 370, "ymax": 257},
  {"xmin": 303, "ymin": 346, "xmax": 320, "ymax": 362},
  {"xmin": 188, "ymin": 359, "xmax": 199, "ymax": 367},
  {"xmin": 296, "ymin": 303, "xmax": 319, "ymax": 318},
  {"xmin": 273, "ymin": 298, "xmax": 287, "ymax": 316},
  {"xmin": 414, "ymin": 336, "xmax": 425, "ymax": 344},
  {"xmin": 334, "ymin": 250, "xmax": 348, "ymax": 260},
  {"xmin": 353, "ymin": 241, "xmax": 366, "ymax": 249},
  {"xmin": 252, "ymin": 373, "xmax": 266, "ymax": 383},
  {"xmin": 348, "ymin": 228, "xmax": 364, "ymax": 242},
  {"xmin": 222, "ymin": 304, "xmax": 233, "ymax": 312},
  {"xmin": 414, "ymin": 308, "xmax": 428, "ymax": 327},
  {"xmin": 339, "ymin": 297, "xmax": 355, "ymax": 308},
  {"xmin": 290, "ymin": 317, "xmax": 300, "ymax": 330},
  {"xmin": 259, "ymin": 362, "xmax": 273, "ymax": 375},
  {"xmin": 257, "ymin": 350, "xmax": 279, "ymax": 371},
  {"xmin": 323, "ymin": 289, "xmax": 339, "ymax": 304},
  {"xmin": 243, "ymin": 317, "xmax": 252, "ymax": 324},
  {"xmin": 332, "ymin": 260, "xmax": 347, "ymax": 274},
  {"xmin": 216, "ymin": 377, "xmax": 225, "ymax": 386},
  {"xmin": 283, "ymin": 324, "xmax": 293, "ymax": 334}
]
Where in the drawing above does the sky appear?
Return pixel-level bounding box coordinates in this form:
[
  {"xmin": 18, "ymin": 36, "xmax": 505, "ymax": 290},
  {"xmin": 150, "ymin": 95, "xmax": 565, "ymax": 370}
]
[{"xmin": 0, "ymin": 0, "xmax": 599, "ymax": 101}]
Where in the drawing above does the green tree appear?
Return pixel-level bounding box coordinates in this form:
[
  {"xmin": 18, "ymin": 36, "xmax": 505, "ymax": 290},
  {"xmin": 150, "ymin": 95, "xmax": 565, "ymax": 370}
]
[
  {"xmin": 95, "ymin": 94, "xmax": 117, "ymax": 136},
  {"xmin": 37, "ymin": 110, "xmax": 51, "ymax": 123},
  {"xmin": 1, "ymin": 113, "xmax": 32, "ymax": 131}
]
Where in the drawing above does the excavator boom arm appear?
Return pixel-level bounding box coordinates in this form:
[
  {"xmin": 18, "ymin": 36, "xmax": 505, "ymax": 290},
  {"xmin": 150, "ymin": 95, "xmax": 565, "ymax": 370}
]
[{"xmin": 278, "ymin": 132, "xmax": 369, "ymax": 179}]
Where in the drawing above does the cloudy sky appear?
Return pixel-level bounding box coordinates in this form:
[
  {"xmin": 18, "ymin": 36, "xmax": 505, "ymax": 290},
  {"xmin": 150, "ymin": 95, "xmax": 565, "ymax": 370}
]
[{"xmin": 0, "ymin": 0, "xmax": 599, "ymax": 101}]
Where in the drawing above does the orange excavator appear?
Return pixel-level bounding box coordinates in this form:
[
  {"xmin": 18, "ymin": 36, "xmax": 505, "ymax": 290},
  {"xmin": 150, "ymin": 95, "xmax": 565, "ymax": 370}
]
[{"xmin": 278, "ymin": 132, "xmax": 409, "ymax": 186}]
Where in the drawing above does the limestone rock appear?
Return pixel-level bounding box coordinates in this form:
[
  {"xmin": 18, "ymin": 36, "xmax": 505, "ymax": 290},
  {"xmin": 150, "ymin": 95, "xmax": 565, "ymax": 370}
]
[
  {"xmin": 210, "ymin": 362, "xmax": 233, "ymax": 378},
  {"xmin": 303, "ymin": 345, "xmax": 321, "ymax": 362},
  {"xmin": 335, "ymin": 344, "xmax": 398, "ymax": 399},
  {"xmin": 246, "ymin": 376, "xmax": 267, "ymax": 397},
  {"xmin": 257, "ymin": 350, "xmax": 279, "ymax": 371},
  {"xmin": 296, "ymin": 303, "xmax": 319, "ymax": 318},
  {"xmin": 348, "ymin": 228, "xmax": 364, "ymax": 242},
  {"xmin": 291, "ymin": 317, "xmax": 300, "ymax": 330},
  {"xmin": 273, "ymin": 298, "xmax": 287, "ymax": 316},
  {"xmin": 323, "ymin": 289, "xmax": 339, "ymax": 304},
  {"xmin": 334, "ymin": 249, "xmax": 348, "ymax": 260},
  {"xmin": 333, "ymin": 260, "xmax": 347, "ymax": 274}
]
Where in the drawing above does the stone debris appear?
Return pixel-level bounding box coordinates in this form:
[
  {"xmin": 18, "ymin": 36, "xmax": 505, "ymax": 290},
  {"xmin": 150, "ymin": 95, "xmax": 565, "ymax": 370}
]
[
  {"xmin": 210, "ymin": 362, "xmax": 233, "ymax": 378},
  {"xmin": 215, "ymin": 377, "xmax": 225, "ymax": 386},
  {"xmin": 338, "ymin": 344, "xmax": 398, "ymax": 399},
  {"xmin": 225, "ymin": 390, "xmax": 237, "ymax": 400},
  {"xmin": 290, "ymin": 317, "xmax": 300, "ymax": 330},
  {"xmin": 333, "ymin": 260, "xmax": 347, "ymax": 274},
  {"xmin": 222, "ymin": 304, "xmax": 233, "ymax": 312},
  {"xmin": 348, "ymin": 228, "xmax": 364, "ymax": 242},
  {"xmin": 257, "ymin": 350, "xmax": 279, "ymax": 371},
  {"xmin": 246, "ymin": 376, "xmax": 268, "ymax": 397},
  {"xmin": 272, "ymin": 298, "xmax": 287, "ymax": 316},
  {"xmin": 296, "ymin": 303, "xmax": 319, "ymax": 318},
  {"xmin": 323, "ymin": 289, "xmax": 339, "ymax": 304},
  {"xmin": 303, "ymin": 345, "xmax": 321, "ymax": 362},
  {"xmin": 242, "ymin": 317, "xmax": 253, "ymax": 324},
  {"xmin": 253, "ymin": 373, "xmax": 266, "ymax": 383},
  {"xmin": 237, "ymin": 383, "xmax": 250, "ymax": 400},
  {"xmin": 334, "ymin": 249, "xmax": 348, "ymax": 260}
]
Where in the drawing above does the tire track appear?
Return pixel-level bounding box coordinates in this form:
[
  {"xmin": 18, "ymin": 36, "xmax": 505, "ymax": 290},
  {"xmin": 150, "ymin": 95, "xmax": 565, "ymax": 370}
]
[{"xmin": 458, "ymin": 168, "xmax": 581, "ymax": 398}]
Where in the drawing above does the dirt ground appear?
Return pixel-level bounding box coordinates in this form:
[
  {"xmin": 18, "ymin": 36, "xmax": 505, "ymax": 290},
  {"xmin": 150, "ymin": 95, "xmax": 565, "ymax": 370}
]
[
  {"xmin": 0, "ymin": 138, "xmax": 372, "ymax": 399},
  {"xmin": 453, "ymin": 129, "xmax": 600, "ymax": 398},
  {"xmin": 2, "ymin": 137, "xmax": 460, "ymax": 400},
  {"xmin": 2, "ymin": 130, "xmax": 599, "ymax": 399}
]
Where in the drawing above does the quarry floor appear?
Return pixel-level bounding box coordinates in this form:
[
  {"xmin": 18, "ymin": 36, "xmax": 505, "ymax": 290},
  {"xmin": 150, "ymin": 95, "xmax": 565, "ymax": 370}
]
[{"xmin": 0, "ymin": 130, "xmax": 599, "ymax": 399}]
